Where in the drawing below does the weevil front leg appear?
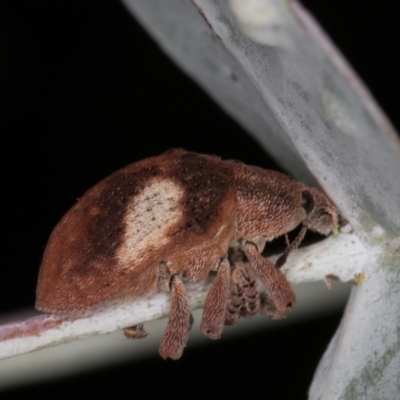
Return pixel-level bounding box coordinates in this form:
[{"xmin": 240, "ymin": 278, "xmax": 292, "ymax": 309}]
[
  {"xmin": 200, "ymin": 257, "xmax": 230, "ymax": 340},
  {"xmin": 243, "ymin": 242, "xmax": 295, "ymax": 320},
  {"xmin": 159, "ymin": 275, "xmax": 193, "ymax": 360}
]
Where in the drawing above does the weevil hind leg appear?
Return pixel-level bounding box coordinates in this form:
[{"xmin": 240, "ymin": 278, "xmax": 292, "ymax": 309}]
[
  {"xmin": 159, "ymin": 275, "xmax": 192, "ymax": 360},
  {"xmin": 243, "ymin": 242, "xmax": 295, "ymax": 320},
  {"xmin": 200, "ymin": 257, "xmax": 230, "ymax": 340}
]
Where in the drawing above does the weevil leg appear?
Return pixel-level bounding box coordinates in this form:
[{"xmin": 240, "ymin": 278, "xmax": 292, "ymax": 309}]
[
  {"xmin": 225, "ymin": 266, "xmax": 245, "ymax": 326},
  {"xmin": 225, "ymin": 261, "xmax": 260, "ymax": 325},
  {"xmin": 200, "ymin": 257, "xmax": 230, "ymax": 339},
  {"xmin": 276, "ymin": 226, "xmax": 307, "ymax": 268},
  {"xmin": 239, "ymin": 262, "xmax": 260, "ymax": 318},
  {"xmin": 165, "ymin": 220, "xmax": 236, "ymax": 283},
  {"xmin": 243, "ymin": 242, "xmax": 295, "ymax": 320},
  {"xmin": 124, "ymin": 324, "xmax": 148, "ymax": 339},
  {"xmin": 159, "ymin": 275, "xmax": 192, "ymax": 360}
]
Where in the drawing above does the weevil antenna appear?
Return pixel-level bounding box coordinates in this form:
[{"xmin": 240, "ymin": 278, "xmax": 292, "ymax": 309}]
[{"xmin": 276, "ymin": 226, "xmax": 307, "ymax": 268}]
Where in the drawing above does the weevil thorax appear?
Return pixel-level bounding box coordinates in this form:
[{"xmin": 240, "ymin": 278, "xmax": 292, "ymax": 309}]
[
  {"xmin": 231, "ymin": 162, "xmax": 339, "ymax": 247},
  {"xmin": 259, "ymin": 168, "xmax": 339, "ymax": 238},
  {"xmin": 231, "ymin": 164, "xmax": 304, "ymax": 243}
]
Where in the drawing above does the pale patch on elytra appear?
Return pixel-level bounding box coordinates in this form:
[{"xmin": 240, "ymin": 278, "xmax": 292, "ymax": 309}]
[{"xmin": 117, "ymin": 180, "xmax": 184, "ymax": 267}]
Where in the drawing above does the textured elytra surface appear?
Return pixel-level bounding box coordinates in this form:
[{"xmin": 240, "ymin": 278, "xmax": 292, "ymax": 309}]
[{"xmin": 36, "ymin": 150, "xmax": 237, "ymax": 312}]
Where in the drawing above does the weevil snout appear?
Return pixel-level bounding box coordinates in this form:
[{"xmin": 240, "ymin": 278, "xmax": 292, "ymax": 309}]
[{"xmin": 302, "ymin": 188, "xmax": 339, "ymax": 236}]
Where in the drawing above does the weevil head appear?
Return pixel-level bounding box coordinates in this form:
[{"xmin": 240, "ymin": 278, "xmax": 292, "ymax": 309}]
[{"xmin": 300, "ymin": 187, "xmax": 339, "ymax": 236}]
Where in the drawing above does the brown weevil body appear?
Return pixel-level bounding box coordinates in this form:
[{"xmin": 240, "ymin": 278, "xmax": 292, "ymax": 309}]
[{"xmin": 36, "ymin": 149, "xmax": 339, "ymax": 359}]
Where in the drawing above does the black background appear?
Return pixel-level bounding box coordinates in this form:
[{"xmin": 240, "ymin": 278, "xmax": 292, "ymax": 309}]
[{"xmin": 1, "ymin": 1, "xmax": 399, "ymax": 398}]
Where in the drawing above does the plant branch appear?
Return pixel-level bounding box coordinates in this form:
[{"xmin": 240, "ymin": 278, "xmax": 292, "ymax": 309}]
[{"xmin": 0, "ymin": 229, "xmax": 371, "ymax": 361}]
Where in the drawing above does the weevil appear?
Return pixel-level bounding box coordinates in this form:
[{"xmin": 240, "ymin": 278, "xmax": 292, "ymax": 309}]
[{"xmin": 36, "ymin": 149, "xmax": 339, "ymax": 359}]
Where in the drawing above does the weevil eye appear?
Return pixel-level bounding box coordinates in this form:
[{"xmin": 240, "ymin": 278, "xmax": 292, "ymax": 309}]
[{"xmin": 301, "ymin": 190, "xmax": 314, "ymax": 214}]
